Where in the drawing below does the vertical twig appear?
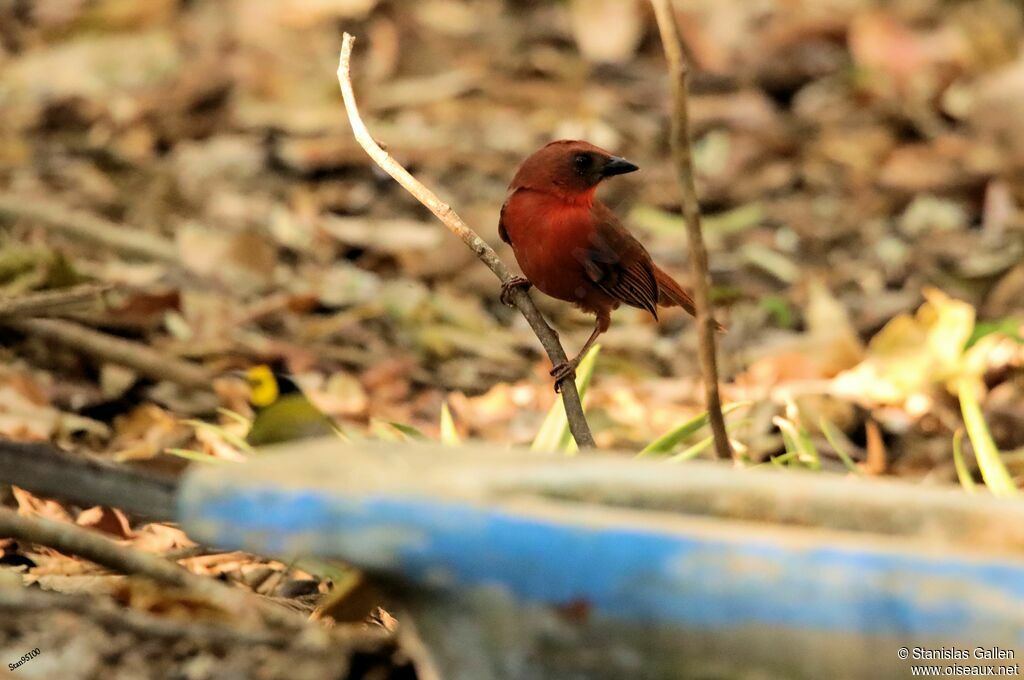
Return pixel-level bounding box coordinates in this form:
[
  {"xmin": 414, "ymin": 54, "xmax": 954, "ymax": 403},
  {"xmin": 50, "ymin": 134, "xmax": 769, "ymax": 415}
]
[
  {"xmin": 336, "ymin": 33, "xmax": 595, "ymax": 449},
  {"xmin": 650, "ymin": 0, "xmax": 732, "ymax": 460}
]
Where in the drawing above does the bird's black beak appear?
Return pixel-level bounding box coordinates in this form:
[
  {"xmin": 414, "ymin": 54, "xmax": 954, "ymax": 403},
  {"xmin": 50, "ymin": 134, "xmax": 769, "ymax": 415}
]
[{"xmin": 601, "ymin": 156, "xmax": 640, "ymax": 177}]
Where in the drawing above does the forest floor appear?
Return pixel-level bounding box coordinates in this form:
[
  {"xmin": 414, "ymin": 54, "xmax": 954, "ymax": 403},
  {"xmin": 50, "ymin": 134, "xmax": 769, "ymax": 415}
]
[{"xmin": 0, "ymin": 0, "xmax": 1023, "ymax": 676}]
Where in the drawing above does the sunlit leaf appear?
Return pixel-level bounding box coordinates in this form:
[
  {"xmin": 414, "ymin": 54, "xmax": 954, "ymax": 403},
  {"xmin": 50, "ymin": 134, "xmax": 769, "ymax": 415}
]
[
  {"xmin": 833, "ymin": 287, "xmax": 975, "ymax": 406},
  {"xmin": 439, "ymin": 401, "xmax": 461, "ymax": 446}
]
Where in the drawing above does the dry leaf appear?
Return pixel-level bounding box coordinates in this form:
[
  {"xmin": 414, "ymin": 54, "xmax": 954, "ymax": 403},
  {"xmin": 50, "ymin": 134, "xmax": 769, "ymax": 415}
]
[
  {"xmin": 76, "ymin": 506, "xmax": 134, "ymax": 540},
  {"xmin": 176, "ymin": 224, "xmax": 279, "ymax": 294},
  {"xmin": 129, "ymin": 523, "xmax": 195, "ymax": 555},
  {"xmin": 28, "ymin": 574, "xmax": 127, "ymax": 595},
  {"xmin": 320, "ymin": 216, "xmax": 443, "ymax": 254},
  {"xmin": 12, "ymin": 487, "xmax": 73, "ymax": 523},
  {"xmin": 569, "ymin": 0, "xmax": 645, "ymax": 64},
  {"xmin": 0, "ymin": 384, "xmax": 60, "ymax": 440},
  {"xmin": 864, "ymin": 420, "xmax": 887, "ymax": 475},
  {"xmin": 111, "ymin": 404, "xmax": 184, "ymax": 462}
]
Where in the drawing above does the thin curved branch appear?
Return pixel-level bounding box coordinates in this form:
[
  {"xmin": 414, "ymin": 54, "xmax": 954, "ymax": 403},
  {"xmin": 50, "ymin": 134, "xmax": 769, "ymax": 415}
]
[
  {"xmin": 336, "ymin": 33, "xmax": 595, "ymax": 449},
  {"xmin": 649, "ymin": 0, "xmax": 733, "ymax": 459}
]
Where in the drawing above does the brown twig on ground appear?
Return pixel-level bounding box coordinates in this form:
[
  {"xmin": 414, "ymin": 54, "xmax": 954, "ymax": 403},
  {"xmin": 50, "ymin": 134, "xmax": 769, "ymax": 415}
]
[
  {"xmin": 1, "ymin": 587, "xmax": 407, "ymax": 674},
  {"xmin": 0, "ymin": 587, "xmax": 302, "ymax": 647},
  {"xmin": 0, "ymin": 284, "xmax": 114, "ymax": 318},
  {"xmin": 0, "ymin": 439, "xmax": 178, "ymax": 521},
  {"xmin": 649, "ymin": 0, "xmax": 733, "ymax": 460},
  {"xmin": 0, "ymin": 193, "xmax": 178, "ymax": 263},
  {"xmin": 336, "ymin": 33, "xmax": 595, "ymax": 449},
  {"xmin": 0, "ymin": 507, "xmax": 300, "ymax": 629},
  {"xmin": 2, "ymin": 317, "xmax": 212, "ymax": 389}
]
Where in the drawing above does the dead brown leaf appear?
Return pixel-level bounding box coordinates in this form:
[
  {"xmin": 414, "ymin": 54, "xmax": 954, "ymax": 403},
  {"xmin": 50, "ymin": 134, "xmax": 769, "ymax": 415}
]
[{"xmin": 76, "ymin": 506, "xmax": 134, "ymax": 540}]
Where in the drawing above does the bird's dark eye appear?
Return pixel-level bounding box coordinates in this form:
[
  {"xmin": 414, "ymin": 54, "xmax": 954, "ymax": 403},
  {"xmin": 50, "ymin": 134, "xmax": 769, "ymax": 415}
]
[{"xmin": 573, "ymin": 153, "xmax": 591, "ymax": 173}]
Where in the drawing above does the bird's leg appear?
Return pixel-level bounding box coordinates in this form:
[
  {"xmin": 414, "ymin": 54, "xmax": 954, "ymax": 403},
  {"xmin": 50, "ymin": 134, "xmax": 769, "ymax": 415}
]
[
  {"xmin": 500, "ymin": 275, "xmax": 532, "ymax": 307},
  {"xmin": 550, "ymin": 313, "xmax": 608, "ymax": 392}
]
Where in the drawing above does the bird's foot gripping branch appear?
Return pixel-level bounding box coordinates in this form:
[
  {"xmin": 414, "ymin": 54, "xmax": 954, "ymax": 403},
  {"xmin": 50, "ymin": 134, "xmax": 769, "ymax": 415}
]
[{"xmin": 499, "ymin": 276, "xmax": 532, "ymax": 308}]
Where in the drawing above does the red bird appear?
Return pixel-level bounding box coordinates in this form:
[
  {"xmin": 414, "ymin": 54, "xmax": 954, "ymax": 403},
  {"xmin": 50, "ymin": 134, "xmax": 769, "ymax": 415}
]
[{"xmin": 499, "ymin": 139, "xmax": 719, "ymax": 385}]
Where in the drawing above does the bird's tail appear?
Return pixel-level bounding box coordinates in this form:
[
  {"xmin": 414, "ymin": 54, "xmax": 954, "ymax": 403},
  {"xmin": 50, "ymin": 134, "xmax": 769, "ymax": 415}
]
[{"xmin": 653, "ymin": 264, "xmax": 726, "ymax": 332}]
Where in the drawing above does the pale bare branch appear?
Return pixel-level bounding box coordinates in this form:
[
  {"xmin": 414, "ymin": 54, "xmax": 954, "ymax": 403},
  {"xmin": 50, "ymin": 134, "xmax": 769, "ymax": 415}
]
[{"xmin": 336, "ymin": 33, "xmax": 595, "ymax": 449}]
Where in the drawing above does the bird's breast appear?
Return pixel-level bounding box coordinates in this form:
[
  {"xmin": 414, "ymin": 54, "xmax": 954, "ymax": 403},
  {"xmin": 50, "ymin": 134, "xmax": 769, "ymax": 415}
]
[{"xmin": 502, "ymin": 192, "xmax": 604, "ymax": 305}]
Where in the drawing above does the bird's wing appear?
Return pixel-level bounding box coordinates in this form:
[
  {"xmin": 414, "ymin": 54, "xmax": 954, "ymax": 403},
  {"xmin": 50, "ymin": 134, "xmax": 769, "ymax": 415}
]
[
  {"xmin": 575, "ymin": 202, "xmax": 660, "ymax": 319},
  {"xmin": 498, "ymin": 195, "xmax": 512, "ymax": 245}
]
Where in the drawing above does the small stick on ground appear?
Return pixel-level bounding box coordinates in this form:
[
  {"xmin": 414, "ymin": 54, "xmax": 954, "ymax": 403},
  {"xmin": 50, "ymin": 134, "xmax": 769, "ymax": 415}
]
[
  {"xmin": 2, "ymin": 317, "xmax": 212, "ymax": 389},
  {"xmin": 0, "ymin": 507, "xmax": 300, "ymax": 629},
  {"xmin": 0, "ymin": 193, "xmax": 178, "ymax": 263},
  {"xmin": 649, "ymin": 0, "xmax": 733, "ymax": 460},
  {"xmin": 336, "ymin": 33, "xmax": 595, "ymax": 449},
  {"xmin": 0, "ymin": 439, "xmax": 178, "ymax": 521},
  {"xmin": 0, "ymin": 284, "xmax": 114, "ymax": 318},
  {"xmin": 0, "ymin": 588, "xmax": 307, "ymax": 646}
]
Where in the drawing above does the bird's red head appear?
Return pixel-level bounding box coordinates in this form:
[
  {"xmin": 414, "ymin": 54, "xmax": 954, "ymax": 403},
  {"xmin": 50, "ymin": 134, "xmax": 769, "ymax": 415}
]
[{"xmin": 509, "ymin": 140, "xmax": 639, "ymax": 202}]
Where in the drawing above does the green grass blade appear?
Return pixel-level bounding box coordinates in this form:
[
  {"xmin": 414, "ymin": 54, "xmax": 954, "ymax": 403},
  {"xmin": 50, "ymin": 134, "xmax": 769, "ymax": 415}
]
[
  {"xmin": 952, "ymin": 428, "xmax": 976, "ymax": 494},
  {"xmin": 440, "ymin": 401, "xmax": 461, "ymax": 446},
  {"xmin": 217, "ymin": 407, "xmax": 252, "ymax": 427},
  {"xmin": 798, "ymin": 422, "xmax": 820, "ymax": 470},
  {"xmin": 639, "ymin": 402, "xmax": 750, "ymax": 457},
  {"xmin": 371, "ymin": 419, "xmax": 427, "ymax": 442},
  {"xmin": 819, "ymin": 417, "xmax": 861, "ymax": 474},
  {"xmin": 777, "ymin": 426, "xmax": 799, "ymax": 461},
  {"xmin": 773, "ymin": 416, "xmax": 820, "ymax": 470},
  {"xmin": 666, "ymin": 419, "xmax": 752, "ymax": 464},
  {"xmin": 666, "ymin": 434, "xmax": 714, "ymax": 462},
  {"xmin": 958, "ymin": 378, "xmax": 1016, "ymax": 496},
  {"xmin": 966, "ymin": 318, "xmax": 1024, "ymax": 349},
  {"xmin": 770, "ymin": 450, "xmax": 797, "ymax": 467},
  {"xmin": 531, "ymin": 345, "xmax": 601, "ymax": 454},
  {"xmin": 329, "ymin": 422, "xmax": 350, "ymax": 443}
]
